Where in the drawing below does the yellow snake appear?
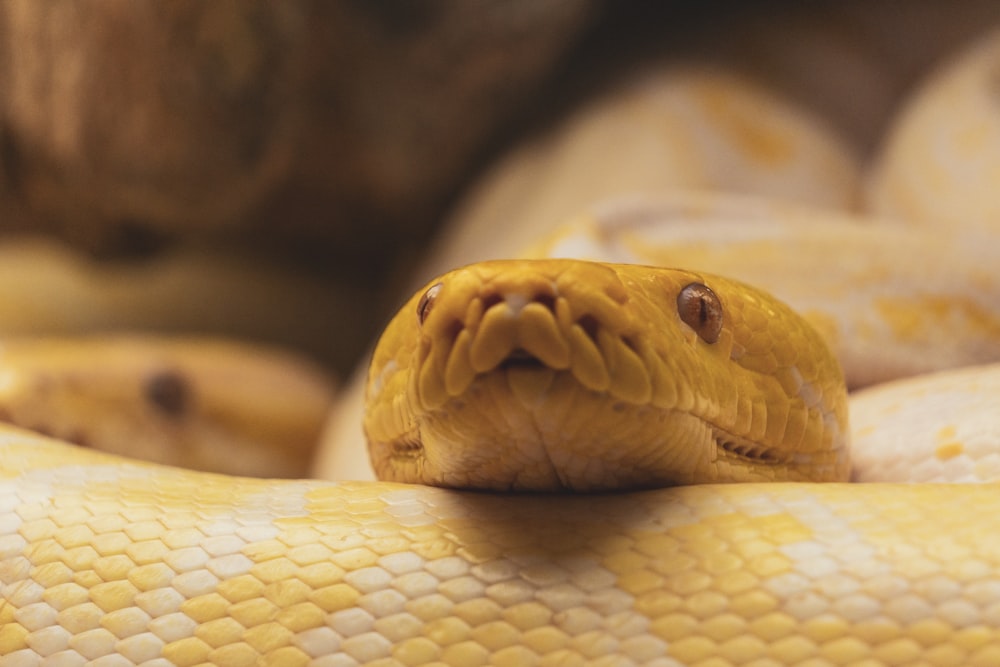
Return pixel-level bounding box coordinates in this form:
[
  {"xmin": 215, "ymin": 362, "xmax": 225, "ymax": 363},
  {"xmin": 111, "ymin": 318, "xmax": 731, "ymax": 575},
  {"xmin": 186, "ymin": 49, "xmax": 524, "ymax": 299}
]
[
  {"xmin": 5, "ymin": 257, "xmax": 1000, "ymax": 666},
  {"xmin": 6, "ymin": 24, "xmax": 1000, "ymax": 666},
  {"xmin": 364, "ymin": 259, "xmax": 849, "ymax": 490}
]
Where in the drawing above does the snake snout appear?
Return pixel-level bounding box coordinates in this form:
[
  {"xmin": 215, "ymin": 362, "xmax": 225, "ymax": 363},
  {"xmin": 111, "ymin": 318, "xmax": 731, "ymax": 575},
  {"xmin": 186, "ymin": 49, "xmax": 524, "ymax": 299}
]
[
  {"xmin": 415, "ymin": 263, "xmax": 654, "ymax": 409},
  {"xmin": 456, "ymin": 285, "xmax": 651, "ymax": 404},
  {"xmin": 466, "ymin": 289, "xmax": 571, "ymax": 374}
]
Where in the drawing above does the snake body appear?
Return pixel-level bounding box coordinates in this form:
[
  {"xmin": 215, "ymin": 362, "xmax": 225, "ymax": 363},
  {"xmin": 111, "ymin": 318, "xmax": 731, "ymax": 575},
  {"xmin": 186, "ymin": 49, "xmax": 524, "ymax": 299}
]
[
  {"xmin": 6, "ymin": 24, "xmax": 1000, "ymax": 667},
  {"xmin": 528, "ymin": 193, "xmax": 1000, "ymax": 390},
  {"xmin": 6, "ymin": 431, "xmax": 1000, "ymax": 666},
  {"xmin": 0, "ymin": 336, "xmax": 335, "ymax": 479},
  {"xmin": 2, "ymin": 256, "xmax": 1000, "ymax": 665}
]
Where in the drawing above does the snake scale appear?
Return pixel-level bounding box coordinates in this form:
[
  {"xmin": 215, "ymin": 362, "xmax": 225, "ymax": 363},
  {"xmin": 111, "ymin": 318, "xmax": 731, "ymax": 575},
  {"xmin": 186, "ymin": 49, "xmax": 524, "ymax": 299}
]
[{"xmin": 6, "ymin": 23, "xmax": 1000, "ymax": 667}]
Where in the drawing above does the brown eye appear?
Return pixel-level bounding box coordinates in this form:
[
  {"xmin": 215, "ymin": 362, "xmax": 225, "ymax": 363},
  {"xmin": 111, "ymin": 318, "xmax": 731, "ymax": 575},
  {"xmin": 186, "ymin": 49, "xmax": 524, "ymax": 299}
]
[
  {"xmin": 417, "ymin": 282, "xmax": 443, "ymax": 325},
  {"xmin": 677, "ymin": 282, "xmax": 723, "ymax": 344}
]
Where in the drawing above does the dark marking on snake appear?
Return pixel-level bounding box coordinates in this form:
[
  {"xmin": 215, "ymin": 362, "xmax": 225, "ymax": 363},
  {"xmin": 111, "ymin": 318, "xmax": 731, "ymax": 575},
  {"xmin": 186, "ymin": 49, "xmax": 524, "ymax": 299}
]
[{"xmin": 146, "ymin": 370, "xmax": 191, "ymax": 417}]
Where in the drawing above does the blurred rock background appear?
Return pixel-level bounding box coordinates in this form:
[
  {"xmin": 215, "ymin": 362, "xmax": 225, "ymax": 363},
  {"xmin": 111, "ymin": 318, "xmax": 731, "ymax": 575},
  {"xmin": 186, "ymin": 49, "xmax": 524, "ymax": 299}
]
[{"xmin": 1, "ymin": 0, "xmax": 999, "ymax": 377}]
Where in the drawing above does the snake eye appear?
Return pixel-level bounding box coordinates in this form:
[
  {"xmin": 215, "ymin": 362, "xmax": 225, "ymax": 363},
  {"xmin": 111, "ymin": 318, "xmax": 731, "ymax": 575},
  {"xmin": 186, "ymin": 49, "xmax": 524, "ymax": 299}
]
[
  {"xmin": 417, "ymin": 282, "xmax": 443, "ymax": 326},
  {"xmin": 677, "ymin": 282, "xmax": 723, "ymax": 344}
]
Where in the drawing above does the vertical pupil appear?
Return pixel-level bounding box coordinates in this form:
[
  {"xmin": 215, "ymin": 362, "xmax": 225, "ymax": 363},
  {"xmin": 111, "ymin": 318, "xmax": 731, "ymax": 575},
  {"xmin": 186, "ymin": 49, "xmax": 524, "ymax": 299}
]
[{"xmin": 677, "ymin": 282, "xmax": 722, "ymax": 345}]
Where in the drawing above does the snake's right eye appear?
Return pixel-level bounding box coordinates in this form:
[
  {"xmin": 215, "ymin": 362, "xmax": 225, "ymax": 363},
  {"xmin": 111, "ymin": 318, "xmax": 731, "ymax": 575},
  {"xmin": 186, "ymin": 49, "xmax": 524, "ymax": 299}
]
[{"xmin": 417, "ymin": 283, "xmax": 443, "ymax": 326}]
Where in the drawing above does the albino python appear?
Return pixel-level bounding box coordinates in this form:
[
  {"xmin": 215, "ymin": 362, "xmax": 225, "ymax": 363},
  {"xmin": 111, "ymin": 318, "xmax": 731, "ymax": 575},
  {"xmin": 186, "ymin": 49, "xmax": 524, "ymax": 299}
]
[
  {"xmin": 6, "ymin": 23, "xmax": 1000, "ymax": 667},
  {"xmin": 4, "ymin": 256, "xmax": 1000, "ymax": 666}
]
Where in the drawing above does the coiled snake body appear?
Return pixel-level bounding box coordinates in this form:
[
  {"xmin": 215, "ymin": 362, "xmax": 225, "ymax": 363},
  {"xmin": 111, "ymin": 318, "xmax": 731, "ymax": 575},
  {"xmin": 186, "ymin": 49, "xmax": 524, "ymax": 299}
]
[
  {"xmin": 7, "ymin": 25, "xmax": 1000, "ymax": 667},
  {"xmin": 4, "ymin": 258, "xmax": 1000, "ymax": 666}
]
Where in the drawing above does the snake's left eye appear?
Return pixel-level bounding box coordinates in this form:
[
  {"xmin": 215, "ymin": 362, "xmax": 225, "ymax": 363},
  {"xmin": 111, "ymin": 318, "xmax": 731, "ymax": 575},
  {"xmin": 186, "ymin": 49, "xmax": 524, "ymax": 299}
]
[
  {"xmin": 417, "ymin": 283, "xmax": 443, "ymax": 326},
  {"xmin": 677, "ymin": 282, "xmax": 723, "ymax": 344}
]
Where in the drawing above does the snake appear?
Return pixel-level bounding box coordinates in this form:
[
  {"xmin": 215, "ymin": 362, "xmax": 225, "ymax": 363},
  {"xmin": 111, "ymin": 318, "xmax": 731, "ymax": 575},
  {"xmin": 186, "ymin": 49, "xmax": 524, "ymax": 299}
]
[
  {"xmin": 6, "ymin": 25, "xmax": 1000, "ymax": 667},
  {"xmin": 4, "ymin": 255, "xmax": 1000, "ymax": 666},
  {"xmin": 363, "ymin": 259, "xmax": 850, "ymax": 491}
]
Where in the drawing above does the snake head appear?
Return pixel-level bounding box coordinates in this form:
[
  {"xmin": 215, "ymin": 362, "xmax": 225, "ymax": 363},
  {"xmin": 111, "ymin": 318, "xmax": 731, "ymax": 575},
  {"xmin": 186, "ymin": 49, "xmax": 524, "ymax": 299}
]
[{"xmin": 364, "ymin": 259, "xmax": 849, "ymax": 492}]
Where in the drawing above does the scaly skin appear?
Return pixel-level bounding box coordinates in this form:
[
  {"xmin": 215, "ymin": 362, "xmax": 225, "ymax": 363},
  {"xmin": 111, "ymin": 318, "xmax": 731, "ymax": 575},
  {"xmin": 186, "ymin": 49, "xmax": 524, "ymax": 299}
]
[
  {"xmin": 6, "ymin": 431, "xmax": 1000, "ymax": 665},
  {"xmin": 849, "ymin": 362, "xmax": 1000, "ymax": 483},
  {"xmin": 363, "ymin": 259, "xmax": 849, "ymax": 491}
]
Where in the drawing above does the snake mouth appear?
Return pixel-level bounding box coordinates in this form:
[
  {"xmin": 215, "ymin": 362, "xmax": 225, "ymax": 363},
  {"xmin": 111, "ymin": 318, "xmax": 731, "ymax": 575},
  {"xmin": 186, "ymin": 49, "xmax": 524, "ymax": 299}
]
[{"xmin": 499, "ymin": 349, "xmax": 547, "ymax": 370}]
